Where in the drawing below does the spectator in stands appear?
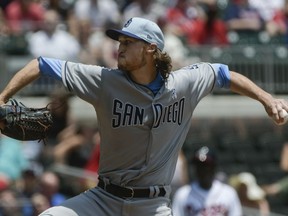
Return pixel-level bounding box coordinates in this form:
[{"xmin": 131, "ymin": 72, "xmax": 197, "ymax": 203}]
[
  {"xmin": 192, "ymin": 1, "xmax": 229, "ymax": 45},
  {"xmin": 51, "ymin": 125, "xmax": 100, "ymax": 195},
  {"xmin": 223, "ymin": 0, "xmax": 265, "ymax": 44},
  {"xmin": 73, "ymin": 0, "xmax": 121, "ymax": 46},
  {"xmin": 157, "ymin": 16, "xmax": 195, "ymax": 69},
  {"xmin": 52, "ymin": 124, "xmax": 99, "ymax": 169},
  {"xmin": 229, "ymin": 172, "xmax": 270, "ymax": 216},
  {"xmin": 0, "ymin": 7, "xmax": 10, "ymax": 54},
  {"xmin": 248, "ymin": 0, "xmax": 284, "ymax": 23},
  {"xmin": 16, "ymin": 168, "xmax": 40, "ymax": 216},
  {"xmin": 28, "ymin": 9, "xmax": 80, "ymax": 61},
  {"xmin": 4, "ymin": 0, "xmax": 45, "ymax": 34},
  {"xmin": 122, "ymin": 0, "xmax": 167, "ymax": 23},
  {"xmin": 170, "ymin": 150, "xmax": 189, "ymax": 199},
  {"xmin": 84, "ymin": 21, "xmax": 119, "ymax": 67},
  {"xmin": 30, "ymin": 192, "xmax": 51, "ymax": 216},
  {"xmin": 47, "ymin": 90, "xmax": 74, "ymax": 142},
  {"xmin": 39, "ymin": 171, "xmax": 66, "ymax": 207},
  {"xmin": 0, "ymin": 189, "xmax": 23, "ymax": 216},
  {"xmin": 83, "ymin": 130, "xmax": 101, "ymax": 188},
  {"xmin": 42, "ymin": 0, "xmax": 75, "ymax": 21},
  {"xmin": 265, "ymin": 0, "xmax": 288, "ymax": 43},
  {"xmin": 172, "ymin": 146, "xmax": 242, "ymax": 216},
  {"xmin": 40, "ymin": 89, "xmax": 74, "ymax": 168},
  {"xmin": 166, "ymin": 0, "xmax": 206, "ymax": 45},
  {"xmin": 0, "ymin": 0, "xmax": 12, "ymax": 11},
  {"xmin": 0, "ymin": 135, "xmax": 28, "ymax": 182},
  {"xmin": 262, "ymin": 142, "xmax": 288, "ymax": 197}
]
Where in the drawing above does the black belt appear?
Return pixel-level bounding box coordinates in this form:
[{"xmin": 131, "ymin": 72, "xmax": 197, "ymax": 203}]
[{"xmin": 98, "ymin": 179, "xmax": 166, "ymax": 199}]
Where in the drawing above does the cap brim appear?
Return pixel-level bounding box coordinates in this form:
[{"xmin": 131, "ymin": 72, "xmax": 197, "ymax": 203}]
[{"xmin": 106, "ymin": 29, "xmax": 143, "ymax": 41}]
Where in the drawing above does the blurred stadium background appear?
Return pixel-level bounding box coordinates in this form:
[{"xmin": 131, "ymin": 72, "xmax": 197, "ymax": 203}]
[{"xmin": 1, "ymin": 0, "xmax": 288, "ymax": 215}]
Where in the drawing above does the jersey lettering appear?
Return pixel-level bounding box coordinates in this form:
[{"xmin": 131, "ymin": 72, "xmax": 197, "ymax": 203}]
[
  {"xmin": 153, "ymin": 97, "xmax": 185, "ymax": 128},
  {"xmin": 183, "ymin": 64, "xmax": 199, "ymax": 70},
  {"xmin": 185, "ymin": 204, "xmax": 228, "ymax": 216},
  {"xmin": 112, "ymin": 99, "xmax": 144, "ymax": 128},
  {"xmin": 112, "ymin": 98, "xmax": 185, "ymax": 128}
]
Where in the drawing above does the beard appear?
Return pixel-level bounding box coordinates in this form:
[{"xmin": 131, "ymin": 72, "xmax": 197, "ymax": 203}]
[{"xmin": 117, "ymin": 54, "xmax": 147, "ymax": 72}]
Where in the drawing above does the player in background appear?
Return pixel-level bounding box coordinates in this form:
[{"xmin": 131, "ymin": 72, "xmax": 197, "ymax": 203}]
[
  {"xmin": 0, "ymin": 17, "xmax": 287, "ymax": 216},
  {"xmin": 172, "ymin": 146, "xmax": 242, "ymax": 216}
]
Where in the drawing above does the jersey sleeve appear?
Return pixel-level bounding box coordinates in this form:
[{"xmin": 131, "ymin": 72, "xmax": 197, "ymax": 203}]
[
  {"xmin": 210, "ymin": 63, "xmax": 230, "ymax": 89},
  {"xmin": 175, "ymin": 62, "xmax": 230, "ymax": 110},
  {"xmin": 61, "ymin": 61, "xmax": 104, "ymax": 104},
  {"xmin": 38, "ymin": 56, "xmax": 64, "ymax": 81}
]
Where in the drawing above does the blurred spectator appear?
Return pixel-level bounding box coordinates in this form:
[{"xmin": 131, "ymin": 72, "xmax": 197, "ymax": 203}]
[
  {"xmin": 122, "ymin": 0, "xmax": 167, "ymax": 23},
  {"xmin": 4, "ymin": 0, "xmax": 45, "ymax": 34},
  {"xmin": 84, "ymin": 23, "xmax": 119, "ymax": 67},
  {"xmin": 0, "ymin": 135, "xmax": 28, "ymax": 182},
  {"xmin": 39, "ymin": 171, "xmax": 66, "ymax": 207},
  {"xmin": 53, "ymin": 124, "xmax": 98, "ymax": 168},
  {"xmin": 72, "ymin": 0, "xmax": 121, "ymax": 46},
  {"xmin": 280, "ymin": 141, "xmax": 288, "ymax": 171},
  {"xmin": 265, "ymin": 0, "xmax": 288, "ymax": 43},
  {"xmin": 83, "ymin": 130, "xmax": 101, "ymax": 188},
  {"xmin": 27, "ymin": 9, "xmax": 80, "ymax": 61},
  {"xmin": 152, "ymin": 16, "xmax": 193, "ymax": 69},
  {"xmin": 47, "ymin": 90, "xmax": 74, "ymax": 142},
  {"xmin": 0, "ymin": 189, "xmax": 23, "ymax": 216},
  {"xmin": 16, "ymin": 169, "xmax": 40, "ymax": 216},
  {"xmin": 0, "ymin": 0, "xmax": 12, "ymax": 11},
  {"xmin": 30, "ymin": 192, "xmax": 51, "ymax": 216},
  {"xmin": 224, "ymin": 0, "xmax": 265, "ymax": 44},
  {"xmin": 172, "ymin": 146, "xmax": 242, "ymax": 216},
  {"xmin": 118, "ymin": 0, "xmax": 133, "ymax": 13},
  {"xmin": 229, "ymin": 172, "xmax": 270, "ymax": 216},
  {"xmin": 248, "ymin": 0, "xmax": 284, "ymax": 22},
  {"xmin": 170, "ymin": 150, "xmax": 189, "ymax": 199},
  {"xmin": 41, "ymin": 0, "xmax": 75, "ymax": 20},
  {"xmin": 192, "ymin": 2, "xmax": 229, "ymax": 45},
  {"xmin": 16, "ymin": 169, "xmax": 39, "ymax": 198},
  {"xmin": 0, "ymin": 174, "xmax": 10, "ymax": 192},
  {"xmin": 262, "ymin": 142, "xmax": 288, "ymax": 197},
  {"xmin": 0, "ymin": 8, "xmax": 9, "ymax": 53},
  {"xmin": 40, "ymin": 90, "xmax": 74, "ymax": 167},
  {"xmin": 166, "ymin": 0, "xmax": 206, "ymax": 45}
]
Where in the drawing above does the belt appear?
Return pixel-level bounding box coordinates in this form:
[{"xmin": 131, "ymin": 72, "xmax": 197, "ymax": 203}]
[{"xmin": 98, "ymin": 179, "xmax": 166, "ymax": 199}]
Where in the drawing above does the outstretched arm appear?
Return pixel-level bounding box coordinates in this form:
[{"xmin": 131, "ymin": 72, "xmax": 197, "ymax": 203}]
[
  {"xmin": 230, "ymin": 71, "xmax": 288, "ymax": 124},
  {"xmin": 0, "ymin": 59, "xmax": 40, "ymax": 104},
  {"xmin": 0, "ymin": 58, "xmax": 40, "ymax": 129}
]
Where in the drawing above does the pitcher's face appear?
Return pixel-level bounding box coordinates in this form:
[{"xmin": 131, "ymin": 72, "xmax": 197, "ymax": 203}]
[{"xmin": 117, "ymin": 36, "xmax": 149, "ymax": 72}]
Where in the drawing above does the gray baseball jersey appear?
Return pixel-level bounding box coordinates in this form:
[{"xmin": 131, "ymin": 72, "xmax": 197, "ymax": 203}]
[
  {"xmin": 39, "ymin": 60, "xmax": 229, "ymax": 216},
  {"xmin": 62, "ymin": 62, "xmax": 218, "ymax": 187}
]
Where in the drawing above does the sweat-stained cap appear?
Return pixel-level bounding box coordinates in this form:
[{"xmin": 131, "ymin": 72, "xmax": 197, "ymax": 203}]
[{"xmin": 106, "ymin": 17, "xmax": 165, "ymax": 51}]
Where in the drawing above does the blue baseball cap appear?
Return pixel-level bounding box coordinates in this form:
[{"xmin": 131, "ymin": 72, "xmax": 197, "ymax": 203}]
[{"xmin": 106, "ymin": 17, "xmax": 165, "ymax": 51}]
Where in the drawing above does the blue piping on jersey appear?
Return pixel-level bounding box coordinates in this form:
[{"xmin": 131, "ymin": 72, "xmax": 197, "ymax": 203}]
[
  {"xmin": 38, "ymin": 56, "xmax": 63, "ymax": 81},
  {"xmin": 211, "ymin": 63, "xmax": 230, "ymax": 89}
]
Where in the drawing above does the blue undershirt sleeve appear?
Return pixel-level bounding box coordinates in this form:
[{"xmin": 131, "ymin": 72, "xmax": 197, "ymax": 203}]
[
  {"xmin": 211, "ymin": 63, "xmax": 231, "ymax": 89},
  {"xmin": 38, "ymin": 56, "xmax": 64, "ymax": 81}
]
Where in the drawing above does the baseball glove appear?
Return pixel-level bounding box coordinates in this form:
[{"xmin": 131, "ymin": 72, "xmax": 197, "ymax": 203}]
[{"xmin": 0, "ymin": 99, "xmax": 53, "ymax": 141}]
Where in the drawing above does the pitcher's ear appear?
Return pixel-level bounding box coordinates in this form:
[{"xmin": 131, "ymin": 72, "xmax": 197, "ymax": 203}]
[{"xmin": 146, "ymin": 43, "xmax": 157, "ymax": 53}]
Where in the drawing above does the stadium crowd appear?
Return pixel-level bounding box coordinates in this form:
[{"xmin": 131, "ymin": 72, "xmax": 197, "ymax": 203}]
[
  {"xmin": 0, "ymin": 0, "xmax": 288, "ymax": 68},
  {"xmin": 0, "ymin": 0, "xmax": 288, "ymax": 215}
]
